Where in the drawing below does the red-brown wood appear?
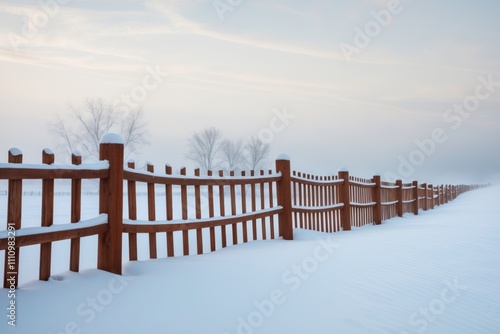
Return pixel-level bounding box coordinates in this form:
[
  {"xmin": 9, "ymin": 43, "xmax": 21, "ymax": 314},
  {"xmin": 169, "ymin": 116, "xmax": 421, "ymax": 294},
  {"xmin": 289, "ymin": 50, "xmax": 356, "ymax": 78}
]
[
  {"xmin": 250, "ymin": 170, "xmax": 257, "ymax": 240},
  {"xmin": 147, "ymin": 163, "xmax": 157, "ymax": 259},
  {"xmin": 338, "ymin": 171, "xmax": 351, "ymax": 231},
  {"xmin": 208, "ymin": 170, "xmax": 216, "ymax": 251},
  {"xmin": 40, "ymin": 149, "xmax": 55, "ymax": 281},
  {"xmin": 127, "ymin": 161, "xmax": 138, "ymax": 261},
  {"xmin": 70, "ymin": 153, "xmax": 82, "ymax": 272},
  {"xmin": 195, "ymin": 169, "xmax": 203, "ymax": 255},
  {"xmin": 230, "ymin": 171, "xmax": 238, "ymax": 245},
  {"xmin": 260, "ymin": 170, "xmax": 267, "ymax": 240},
  {"xmin": 97, "ymin": 141, "xmax": 124, "ymax": 275},
  {"xmin": 240, "ymin": 171, "xmax": 248, "ymax": 243},
  {"xmin": 165, "ymin": 165, "xmax": 174, "ymax": 257},
  {"xmin": 276, "ymin": 158, "xmax": 293, "ymax": 240},
  {"xmin": 219, "ymin": 170, "xmax": 227, "ymax": 248},
  {"xmin": 180, "ymin": 167, "xmax": 189, "ymax": 256},
  {"xmin": 396, "ymin": 180, "xmax": 403, "ymax": 218},
  {"xmin": 372, "ymin": 175, "xmax": 382, "ymax": 225}
]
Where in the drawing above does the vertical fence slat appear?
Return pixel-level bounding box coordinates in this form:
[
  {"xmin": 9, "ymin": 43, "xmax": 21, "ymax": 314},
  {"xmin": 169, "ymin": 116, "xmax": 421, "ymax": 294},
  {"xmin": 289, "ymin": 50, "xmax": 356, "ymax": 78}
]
[
  {"xmin": 165, "ymin": 165, "xmax": 174, "ymax": 257},
  {"xmin": 268, "ymin": 170, "xmax": 276, "ymax": 239},
  {"xmin": 241, "ymin": 171, "xmax": 248, "ymax": 243},
  {"xmin": 219, "ymin": 170, "xmax": 227, "ymax": 248},
  {"xmin": 260, "ymin": 170, "xmax": 267, "ymax": 240},
  {"xmin": 208, "ymin": 170, "xmax": 216, "ymax": 251},
  {"xmin": 180, "ymin": 167, "xmax": 189, "ymax": 256},
  {"xmin": 195, "ymin": 169, "xmax": 203, "ymax": 255},
  {"xmin": 250, "ymin": 170, "xmax": 257, "ymax": 240},
  {"xmin": 127, "ymin": 161, "xmax": 138, "ymax": 261},
  {"xmin": 230, "ymin": 171, "xmax": 238, "ymax": 245},
  {"xmin": 147, "ymin": 163, "xmax": 157, "ymax": 259}
]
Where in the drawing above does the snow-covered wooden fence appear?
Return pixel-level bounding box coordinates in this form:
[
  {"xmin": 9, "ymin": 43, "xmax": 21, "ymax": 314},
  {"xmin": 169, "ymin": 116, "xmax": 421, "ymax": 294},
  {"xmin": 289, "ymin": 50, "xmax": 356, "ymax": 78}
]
[{"xmin": 0, "ymin": 135, "xmax": 485, "ymax": 288}]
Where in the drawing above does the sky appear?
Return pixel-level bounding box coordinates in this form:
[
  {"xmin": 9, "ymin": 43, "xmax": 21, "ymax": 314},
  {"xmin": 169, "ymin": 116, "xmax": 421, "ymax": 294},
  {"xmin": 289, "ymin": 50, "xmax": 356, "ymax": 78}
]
[{"xmin": 0, "ymin": 0, "xmax": 499, "ymax": 185}]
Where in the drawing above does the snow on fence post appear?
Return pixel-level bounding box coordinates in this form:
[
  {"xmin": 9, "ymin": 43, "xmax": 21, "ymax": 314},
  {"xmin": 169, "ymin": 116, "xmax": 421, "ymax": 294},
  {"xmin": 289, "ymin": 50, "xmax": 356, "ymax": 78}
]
[
  {"xmin": 396, "ymin": 179, "xmax": 403, "ymax": 218},
  {"xmin": 412, "ymin": 181, "xmax": 419, "ymax": 215},
  {"xmin": 40, "ymin": 148, "xmax": 55, "ymax": 281},
  {"xmin": 97, "ymin": 133, "xmax": 124, "ymax": 275},
  {"xmin": 3, "ymin": 148, "xmax": 23, "ymax": 289},
  {"xmin": 275, "ymin": 155, "xmax": 293, "ymax": 240},
  {"xmin": 70, "ymin": 152, "xmax": 82, "ymax": 272},
  {"xmin": 372, "ymin": 175, "xmax": 382, "ymax": 225},
  {"xmin": 338, "ymin": 169, "xmax": 351, "ymax": 231}
]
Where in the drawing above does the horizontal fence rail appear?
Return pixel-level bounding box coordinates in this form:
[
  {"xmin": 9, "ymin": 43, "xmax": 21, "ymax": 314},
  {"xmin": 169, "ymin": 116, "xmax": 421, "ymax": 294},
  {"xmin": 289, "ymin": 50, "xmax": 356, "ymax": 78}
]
[{"xmin": 0, "ymin": 135, "xmax": 487, "ymax": 287}]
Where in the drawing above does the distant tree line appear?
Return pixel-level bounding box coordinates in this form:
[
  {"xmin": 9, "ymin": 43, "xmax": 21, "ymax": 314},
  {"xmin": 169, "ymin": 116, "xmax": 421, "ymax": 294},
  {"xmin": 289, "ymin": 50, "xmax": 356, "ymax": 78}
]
[{"xmin": 186, "ymin": 127, "xmax": 271, "ymax": 174}]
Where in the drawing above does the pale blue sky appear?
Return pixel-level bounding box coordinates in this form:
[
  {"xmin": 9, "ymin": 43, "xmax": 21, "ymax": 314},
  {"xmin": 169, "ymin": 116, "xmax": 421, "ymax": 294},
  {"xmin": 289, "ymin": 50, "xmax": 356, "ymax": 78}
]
[{"xmin": 0, "ymin": 0, "xmax": 499, "ymax": 184}]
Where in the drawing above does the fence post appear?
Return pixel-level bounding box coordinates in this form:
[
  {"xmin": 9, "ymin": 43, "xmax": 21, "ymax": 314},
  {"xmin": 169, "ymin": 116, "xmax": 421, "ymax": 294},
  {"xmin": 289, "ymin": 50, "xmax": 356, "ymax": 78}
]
[
  {"xmin": 98, "ymin": 134, "xmax": 124, "ymax": 275},
  {"xmin": 276, "ymin": 155, "xmax": 293, "ymax": 240},
  {"xmin": 429, "ymin": 184, "xmax": 434, "ymax": 209},
  {"xmin": 422, "ymin": 183, "xmax": 428, "ymax": 211},
  {"xmin": 70, "ymin": 152, "xmax": 82, "ymax": 272},
  {"xmin": 3, "ymin": 148, "xmax": 23, "ymax": 289},
  {"xmin": 338, "ymin": 169, "xmax": 351, "ymax": 231},
  {"xmin": 40, "ymin": 148, "xmax": 55, "ymax": 281},
  {"xmin": 396, "ymin": 179, "xmax": 403, "ymax": 217},
  {"xmin": 372, "ymin": 175, "xmax": 382, "ymax": 225},
  {"xmin": 412, "ymin": 181, "xmax": 419, "ymax": 215}
]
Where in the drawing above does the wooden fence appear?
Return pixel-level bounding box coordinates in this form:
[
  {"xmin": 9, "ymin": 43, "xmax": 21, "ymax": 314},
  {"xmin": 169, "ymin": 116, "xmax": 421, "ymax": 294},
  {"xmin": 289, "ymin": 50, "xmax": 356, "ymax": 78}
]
[{"xmin": 0, "ymin": 136, "xmax": 485, "ymax": 288}]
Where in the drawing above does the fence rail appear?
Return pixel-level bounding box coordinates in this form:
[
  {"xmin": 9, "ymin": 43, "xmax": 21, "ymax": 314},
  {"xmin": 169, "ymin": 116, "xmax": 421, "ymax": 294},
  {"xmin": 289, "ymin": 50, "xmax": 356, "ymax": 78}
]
[{"xmin": 0, "ymin": 136, "xmax": 486, "ymax": 287}]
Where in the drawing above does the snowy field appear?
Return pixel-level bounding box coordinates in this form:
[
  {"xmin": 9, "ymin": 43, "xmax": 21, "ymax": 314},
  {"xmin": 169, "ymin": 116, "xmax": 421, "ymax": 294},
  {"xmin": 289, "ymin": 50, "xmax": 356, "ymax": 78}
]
[{"xmin": 1, "ymin": 184, "xmax": 500, "ymax": 333}]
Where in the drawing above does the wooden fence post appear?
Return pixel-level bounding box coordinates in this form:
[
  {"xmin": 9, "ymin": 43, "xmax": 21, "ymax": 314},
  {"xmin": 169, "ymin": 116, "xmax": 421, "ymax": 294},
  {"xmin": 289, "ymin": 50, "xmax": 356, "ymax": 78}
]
[
  {"xmin": 3, "ymin": 148, "xmax": 23, "ymax": 289},
  {"xmin": 40, "ymin": 148, "xmax": 55, "ymax": 281},
  {"xmin": 422, "ymin": 183, "xmax": 428, "ymax": 211},
  {"xmin": 429, "ymin": 184, "xmax": 434, "ymax": 209},
  {"xmin": 338, "ymin": 169, "xmax": 351, "ymax": 231},
  {"xmin": 70, "ymin": 152, "xmax": 82, "ymax": 272},
  {"xmin": 396, "ymin": 179, "xmax": 403, "ymax": 217},
  {"xmin": 276, "ymin": 155, "xmax": 293, "ymax": 240},
  {"xmin": 412, "ymin": 181, "xmax": 419, "ymax": 215},
  {"xmin": 98, "ymin": 134, "xmax": 124, "ymax": 275},
  {"xmin": 372, "ymin": 175, "xmax": 382, "ymax": 225}
]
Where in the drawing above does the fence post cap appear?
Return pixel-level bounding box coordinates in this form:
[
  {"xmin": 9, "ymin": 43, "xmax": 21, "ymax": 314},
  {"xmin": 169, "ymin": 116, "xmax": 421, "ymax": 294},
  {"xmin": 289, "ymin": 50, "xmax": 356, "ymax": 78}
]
[
  {"xmin": 338, "ymin": 166, "xmax": 349, "ymax": 172},
  {"xmin": 9, "ymin": 148, "xmax": 22, "ymax": 156},
  {"xmin": 276, "ymin": 153, "xmax": 290, "ymax": 161},
  {"xmin": 100, "ymin": 133, "xmax": 124, "ymax": 144}
]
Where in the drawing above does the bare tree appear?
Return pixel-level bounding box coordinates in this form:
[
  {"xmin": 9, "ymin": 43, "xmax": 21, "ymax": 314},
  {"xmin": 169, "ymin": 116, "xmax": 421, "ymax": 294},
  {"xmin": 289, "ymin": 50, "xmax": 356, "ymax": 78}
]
[
  {"xmin": 220, "ymin": 138, "xmax": 246, "ymax": 173},
  {"xmin": 245, "ymin": 137, "xmax": 271, "ymax": 171},
  {"xmin": 186, "ymin": 127, "xmax": 223, "ymax": 173},
  {"xmin": 49, "ymin": 98, "xmax": 149, "ymax": 161}
]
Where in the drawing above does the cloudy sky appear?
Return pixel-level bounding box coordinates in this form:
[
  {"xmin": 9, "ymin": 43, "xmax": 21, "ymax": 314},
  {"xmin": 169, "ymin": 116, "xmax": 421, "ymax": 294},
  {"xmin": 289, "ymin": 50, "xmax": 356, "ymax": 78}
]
[{"xmin": 0, "ymin": 0, "xmax": 499, "ymax": 184}]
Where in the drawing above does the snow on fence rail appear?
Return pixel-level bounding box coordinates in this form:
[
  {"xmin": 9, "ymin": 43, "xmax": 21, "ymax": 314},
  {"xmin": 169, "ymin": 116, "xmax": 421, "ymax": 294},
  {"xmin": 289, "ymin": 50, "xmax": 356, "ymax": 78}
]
[{"xmin": 0, "ymin": 136, "xmax": 486, "ymax": 288}]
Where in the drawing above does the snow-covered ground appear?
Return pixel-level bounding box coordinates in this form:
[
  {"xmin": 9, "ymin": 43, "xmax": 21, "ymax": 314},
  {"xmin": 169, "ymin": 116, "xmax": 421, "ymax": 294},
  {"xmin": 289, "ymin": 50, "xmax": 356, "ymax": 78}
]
[{"xmin": 1, "ymin": 185, "xmax": 500, "ymax": 334}]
